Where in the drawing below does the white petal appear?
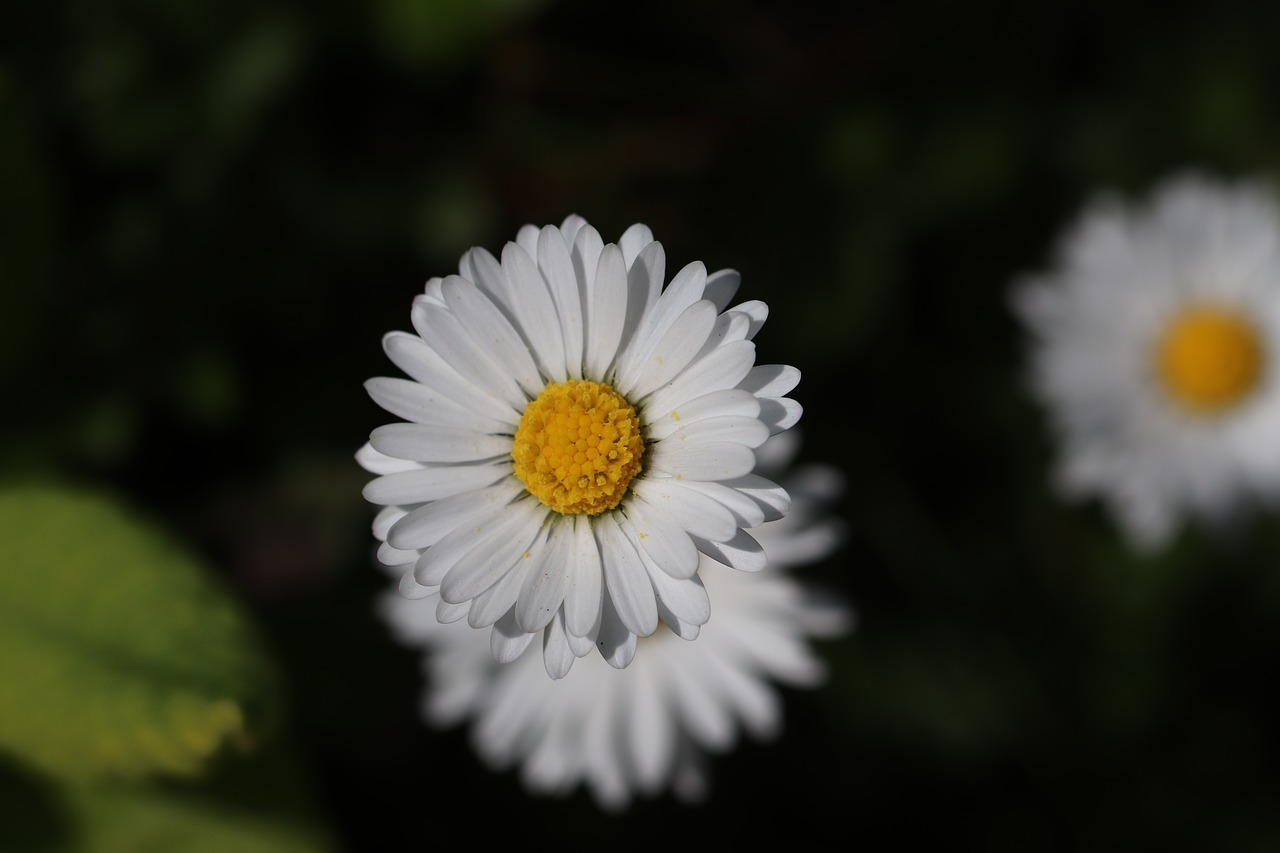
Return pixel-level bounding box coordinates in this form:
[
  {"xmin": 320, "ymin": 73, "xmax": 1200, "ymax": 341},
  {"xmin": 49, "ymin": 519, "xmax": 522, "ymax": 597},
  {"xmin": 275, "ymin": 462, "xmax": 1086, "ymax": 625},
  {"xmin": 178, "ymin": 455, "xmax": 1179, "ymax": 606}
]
[
  {"xmin": 759, "ymin": 397, "xmax": 804, "ymax": 434},
  {"xmin": 440, "ymin": 275, "xmax": 544, "ymax": 398},
  {"xmin": 615, "ymin": 241, "xmax": 665, "ymax": 363},
  {"xmin": 617, "ymin": 503, "xmax": 698, "ymax": 578},
  {"xmin": 667, "ymin": 656, "xmax": 735, "ymax": 749},
  {"xmin": 361, "ymin": 462, "xmax": 508, "ymax": 505},
  {"xmin": 356, "ymin": 441, "xmax": 420, "ymax": 476},
  {"xmin": 515, "ymin": 223, "xmax": 539, "ymax": 259},
  {"xmin": 632, "ymin": 479, "xmax": 738, "ymax": 542},
  {"xmin": 659, "ymin": 414, "xmax": 770, "ymax": 449},
  {"xmin": 468, "ymin": 568, "xmax": 527, "ymax": 628},
  {"xmin": 411, "ymin": 300, "xmax": 529, "ymax": 412},
  {"xmin": 440, "ymin": 501, "xmax": 547, "ymax": 604},
  {"xmin": 702, "ymin": 268, "xmax": 741, "ymax": 311},
  {"xmin": 398, "ymin": 568, "xmax": 437, "ymax": 599},
  {"xmin": 515, "ymin": 517, "xmax": 574, "ymax": 632},
  {"xmin": 644, "ymin": 388, "xmax": 760, "ymax": 440},
  {"xmin": 460, "ymin": 245, "xmax": 509, "ymax": 305},
  {"xmin": 597, "ymin": 593, "xmax": 638, "ymax": 669},
  {"xmin": 618, "ymin": 222, "xmax": 654, "ymax": 265},
  {"xmin": 659, "ymin": 611, "xmax": 701, "ymax": 640},
  {"xmin": 364, "ymin": 376, "xmax": 509, "ymax": 432},
  {"xmin": 387, "ymin": 479, "xmax": 523, "ymax": 549},
  {"xmin": 644, "ymin": 340, "xmax": 756, "ymax": 418},
  {"xmin": 541, "ymin": 610, "xmax": 576, "ymax": 679},
  {"xmin": 647, "ymin": 439, "xmax": 758, "ymax": 482},
  {"xmin": 563, "ymin": 514, "xmax": 603, "ymax": 639},
  {"xmin": 422, "ymin": 276, "xmax": 446, "ymax": 303},
  {"xmin": 619, "ymin": 300, "xmax": 718, "ymax": 399},
  {"xmin": 435, "ymin": 596, "xmax": 470, "ymax": 623},
  {"xmin": 415, "ymin": 497, "xmax": 537, "ymax": 587},
  {"xmin": 572, "ymin": 223, "xmax": 604, "ymax": 310},
  {"xmin": 565, "ymin": 623, "xmax": 596, "ymax": 658},
  {"xmin": 703, "ymin": 310, "xmax": 752, "ymax": 351},
  {"xmin": 694, "ymin": 529, "xmax": 768, "ymax": 572},
  {"xmin": 626, "ymin": 663, "xmax": 675, "ymax": 791},
  {"xmin": 369, "ymin": 423, "xmax": 511, "ymax": 463},
  {"xmin": 619, "ymin": 260, "xmax": 706, "ymax": 377},
  {"xmin": 500, "ymin": 241, "xmax": 568, "ymax": 382},
  {"xmin": 377, "ymin": 540, "xmax": 417, "ymax": 567},
  {"xmin": 721, "ymin": 473, "xmax": 790, "ymax": 522},
  {"xmin": 585, "ymin": 243, "xmax": 628, "ymax": 380},
  {"xmin": 537, "ymin": 224, "xmax": 585, "ymax": 380},
  {"xmin": 372, "ymin": 505, "xmax": 406, "ymax": 540},
  {"xmin": 727, "ymin": 299, "xmax": 768, "ymax": 340},
  {"xmin": 382, "ymin": 331, "xmax": 520, "ymax": 424},
  {"xmin": 668, "ymin": 478, "xmax": 767, "ymax": 528},
  {"xmin": 559, "ymin": 213, "xmax": 588, "ymax": 245},
  {"xmin": 491, "ymin": 609, "xmax": 537, "ymax": 663},
  {"xmin": 581, "ymin": 683, "xmax": 628, "ymax": 804},
  {"xmin": 739, "ymin": 363, "xmax": 801, "ymax": 398},
  {"xmin": 709, "ymin": 656, "xmax": 779, "ymax": 739},
  {"xmin": 594, "ymin": 513, "xmax": 659, "ymax": 637},
  {"xmin": 644, "ymin": 561, "xmax": 711, "ymax": 626}
]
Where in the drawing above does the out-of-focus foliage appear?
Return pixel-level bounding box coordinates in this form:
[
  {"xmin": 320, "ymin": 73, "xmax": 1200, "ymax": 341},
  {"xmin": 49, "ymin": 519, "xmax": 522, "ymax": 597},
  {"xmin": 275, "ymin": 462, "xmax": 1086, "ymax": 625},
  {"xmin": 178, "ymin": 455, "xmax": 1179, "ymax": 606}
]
[
  {"xmin": 0, "ymin": 486, "xmax": 279, "ymax": 782},
  {"xmin": 59, "ymin": 782, "xmax": 332, "ymax": 853}
]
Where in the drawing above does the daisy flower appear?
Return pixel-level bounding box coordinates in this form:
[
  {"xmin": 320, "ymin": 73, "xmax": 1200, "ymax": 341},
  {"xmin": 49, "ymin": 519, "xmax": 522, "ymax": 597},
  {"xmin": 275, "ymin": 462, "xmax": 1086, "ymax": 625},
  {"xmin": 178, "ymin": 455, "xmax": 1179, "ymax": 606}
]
[
  {"xmin": 1013, "ymin": 172, "xmax": 1280, "ymax": 550},
  {"xmin": 358, "ymin": 215, "xmax": 802, "ymax": 676},
  {"xmin": 379, "ymin": 431, "xmax": 852, "ymax": 811}
]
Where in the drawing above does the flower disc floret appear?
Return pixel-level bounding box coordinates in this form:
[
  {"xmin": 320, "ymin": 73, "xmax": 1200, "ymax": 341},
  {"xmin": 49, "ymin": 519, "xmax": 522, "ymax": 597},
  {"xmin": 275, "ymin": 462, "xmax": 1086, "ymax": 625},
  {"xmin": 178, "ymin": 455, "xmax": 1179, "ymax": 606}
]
[
  {"xmin": 1154, "ymin": 304, "xmax": 1265, "ymax": 414},
  {"xmin": 513, "ymin": 379, "xmax": 643, "ymax": 514}
]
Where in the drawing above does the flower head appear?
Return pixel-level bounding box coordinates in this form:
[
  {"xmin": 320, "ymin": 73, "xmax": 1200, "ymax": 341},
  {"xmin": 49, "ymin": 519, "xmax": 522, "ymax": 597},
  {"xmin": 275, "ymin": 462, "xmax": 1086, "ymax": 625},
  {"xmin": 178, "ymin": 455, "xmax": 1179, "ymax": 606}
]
[
  {"xmin": 359, "ymin": 216, "xmax": 802, "ymax": 675},
  {"xmin": 1013, "ymin": 173, "xmax": 1280, "ymax": 550},
  {"xmin": 379, "ymin": 432, "xmax": 851, "ymax": 810}
]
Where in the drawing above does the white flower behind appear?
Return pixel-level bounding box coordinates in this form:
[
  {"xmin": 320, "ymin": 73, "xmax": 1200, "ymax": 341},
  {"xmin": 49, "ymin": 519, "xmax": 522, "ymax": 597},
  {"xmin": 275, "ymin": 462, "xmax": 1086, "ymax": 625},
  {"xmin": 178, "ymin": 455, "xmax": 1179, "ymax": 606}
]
[
  {"xmin": 1012, "ymin": 173, "xmax": 1280, "ymax": 550},
  {"xmin": 379, "ymin": 432, "xmax": 852, "ymax": 811},
  {"xmin": 358, "ymin": 215, "xmax": 802, "ymax": 676}
]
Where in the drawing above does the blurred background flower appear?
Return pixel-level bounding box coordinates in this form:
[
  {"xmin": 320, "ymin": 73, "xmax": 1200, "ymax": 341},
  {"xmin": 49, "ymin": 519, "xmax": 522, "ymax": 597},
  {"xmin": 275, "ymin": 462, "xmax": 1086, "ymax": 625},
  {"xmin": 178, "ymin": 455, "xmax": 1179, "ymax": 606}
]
[
  {"xmin": 1012, "ymin": 173, "xmax": 1280, "ymax": 551},
  {"xmin": 5, "ymin": 0, "xmax": 1280, "ymax": 850}
]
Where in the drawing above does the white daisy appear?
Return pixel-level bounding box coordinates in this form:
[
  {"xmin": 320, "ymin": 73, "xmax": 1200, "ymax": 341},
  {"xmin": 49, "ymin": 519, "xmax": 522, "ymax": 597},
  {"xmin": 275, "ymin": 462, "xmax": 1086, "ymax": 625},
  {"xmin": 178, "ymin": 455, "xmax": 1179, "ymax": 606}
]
[
  {"xmin": 358, "ymin": 215, "xmax": 802, "ymax": 676},
  {"xmin": 379, "ymin": 431, "xmax": 852, "ymax": 811},
  {"xmin": 1013, "ymin": 172, "xmax": 1280, "ymax": 550}
]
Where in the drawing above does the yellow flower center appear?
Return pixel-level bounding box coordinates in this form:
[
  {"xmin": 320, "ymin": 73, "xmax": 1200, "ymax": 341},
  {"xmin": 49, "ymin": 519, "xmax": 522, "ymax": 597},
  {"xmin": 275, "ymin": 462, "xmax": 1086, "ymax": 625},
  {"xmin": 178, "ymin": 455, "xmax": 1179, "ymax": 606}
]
[
  {"xmin": 1153, "ymin": 304, "xmax": 1265, "ymax": 414},
  {"xmin": 512, "ymin": 379, "xmax": 644, "ymax": 515}
]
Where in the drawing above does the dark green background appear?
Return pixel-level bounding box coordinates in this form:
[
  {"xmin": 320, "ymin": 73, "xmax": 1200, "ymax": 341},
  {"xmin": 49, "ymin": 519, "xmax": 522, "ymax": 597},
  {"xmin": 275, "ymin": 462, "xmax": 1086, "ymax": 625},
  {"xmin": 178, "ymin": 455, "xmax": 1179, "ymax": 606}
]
[{"xmin": 5, "ymin": 0, "xmax": 1280, "ymax": 849}]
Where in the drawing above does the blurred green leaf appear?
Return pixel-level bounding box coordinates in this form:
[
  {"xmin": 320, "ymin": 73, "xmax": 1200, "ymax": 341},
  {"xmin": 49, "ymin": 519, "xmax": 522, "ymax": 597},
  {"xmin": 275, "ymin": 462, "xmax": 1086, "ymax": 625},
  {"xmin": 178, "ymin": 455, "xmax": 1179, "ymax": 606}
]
[
  {"xmin": 62, "ymin": 782, "xmax": 333, "ymax": 853},
  {"xmin": 0, "ymin": 487, "xmax": 280, "ymax": 783},
  {"xmin": 372, "ymin": 0, "xmax": 542, "ymax": 67}
]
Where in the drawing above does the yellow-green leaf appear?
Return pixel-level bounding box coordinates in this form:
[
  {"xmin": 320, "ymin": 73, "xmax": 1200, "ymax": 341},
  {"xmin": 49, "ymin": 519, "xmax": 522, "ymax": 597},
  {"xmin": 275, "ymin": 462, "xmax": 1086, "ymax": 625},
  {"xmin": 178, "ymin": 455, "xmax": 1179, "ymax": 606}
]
[
  {"xmin": 64, "ymin": 783, "xmax": 334, "ymax": 853},
  {"xmin": 0, "ymin": 486, "xmax": 279, "ymax": 782}
]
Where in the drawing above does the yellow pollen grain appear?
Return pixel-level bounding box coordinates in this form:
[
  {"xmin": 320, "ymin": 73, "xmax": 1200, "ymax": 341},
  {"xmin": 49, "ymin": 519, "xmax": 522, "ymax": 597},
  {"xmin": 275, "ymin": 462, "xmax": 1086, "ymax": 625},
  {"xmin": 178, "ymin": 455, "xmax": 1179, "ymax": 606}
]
[
  {"xmin": 512, "ymin": 379, "xmax": 644, "ymax": 515},
  {"xmin": 1154, "ymin": 303, "xmax": 1265, "ymax": 415}
]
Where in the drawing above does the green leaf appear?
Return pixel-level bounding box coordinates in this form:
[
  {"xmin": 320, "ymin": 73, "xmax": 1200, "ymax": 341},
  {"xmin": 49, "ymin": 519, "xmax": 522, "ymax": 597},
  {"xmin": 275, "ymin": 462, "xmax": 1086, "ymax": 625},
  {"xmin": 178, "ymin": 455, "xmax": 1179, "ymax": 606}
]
[
  {"xmin": 63, "ymin": 782, "xmax": 334, "ymax": 853},
  {"xmin": 0, "ymin": 486, "xmax": 280, "ymax": 783}
]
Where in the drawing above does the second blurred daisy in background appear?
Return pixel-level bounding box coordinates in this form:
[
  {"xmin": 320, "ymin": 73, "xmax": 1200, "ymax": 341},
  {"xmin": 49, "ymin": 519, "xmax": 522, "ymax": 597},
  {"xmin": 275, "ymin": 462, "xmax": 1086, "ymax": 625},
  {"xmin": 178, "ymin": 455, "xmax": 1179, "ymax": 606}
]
[
  {"xmin": 378, "ymin": 431, "xmax": 851, "ymax": 811},
  {"xmin": 1013, "ymin": 173, "xmax": 1280, "ymax": 551}
]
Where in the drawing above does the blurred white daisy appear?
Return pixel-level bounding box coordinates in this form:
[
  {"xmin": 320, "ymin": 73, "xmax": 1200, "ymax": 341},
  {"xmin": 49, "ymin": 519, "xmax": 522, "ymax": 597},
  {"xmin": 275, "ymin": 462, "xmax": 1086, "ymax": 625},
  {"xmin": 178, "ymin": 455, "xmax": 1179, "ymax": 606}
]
[
  {"xmin": 359, "ymin": 215, "xmax": 802, "ymax": 676},
  {"xmin": 379, "ymin": 431, "xmax": 851, "ymax": 811},
  {"xmin": 1013, "ymin": 173, "xmax": 1280, "ymax": 550}
]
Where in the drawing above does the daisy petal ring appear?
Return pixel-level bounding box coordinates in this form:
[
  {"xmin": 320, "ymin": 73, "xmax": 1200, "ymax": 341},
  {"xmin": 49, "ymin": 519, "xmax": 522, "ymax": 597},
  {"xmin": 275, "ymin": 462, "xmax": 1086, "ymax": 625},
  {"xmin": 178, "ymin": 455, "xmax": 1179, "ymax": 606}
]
[{"xmin": 359, "ymin": 216, "xmax": 801, "ymax": 676}]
